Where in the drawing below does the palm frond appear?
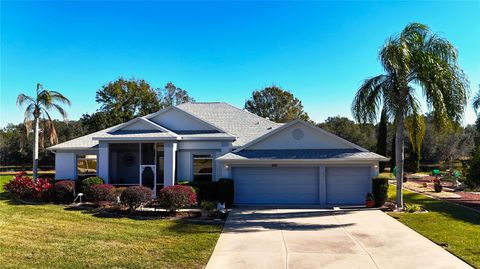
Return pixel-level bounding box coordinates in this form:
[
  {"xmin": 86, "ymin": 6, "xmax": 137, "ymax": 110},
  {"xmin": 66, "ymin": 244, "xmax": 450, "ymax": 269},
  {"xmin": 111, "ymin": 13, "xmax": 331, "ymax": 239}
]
[
  {"xmin": 352, "ymin": 74, "xmax": 389, "ymax": 123},
  {"xmin": 405, "ymin": 113, "xmax": 426, "ymax": 154},
  {"xmin": 41, "ymin": 108, "xmax": 58, "ymax": 145},
  {"xmin": 48, "ymin": 91, "xmax": 71, "ymax": 106},
  {"xmin": 407, "ymin": 26, "xmax": 469, "ymax": 128},
  {"xmin": 23, "ymin": 103, "xmax": 36, "ymax": 135},
  {"xmin": 16, "ymin": 93, "xmax": 35, "ymax": 107},
  {"xmin": 472, "ymin": 86, "xmax": 480, "ymax": 114},
  {"xmin": 52, "ymin": 104, "xmax": 69, "ymax": 121}
]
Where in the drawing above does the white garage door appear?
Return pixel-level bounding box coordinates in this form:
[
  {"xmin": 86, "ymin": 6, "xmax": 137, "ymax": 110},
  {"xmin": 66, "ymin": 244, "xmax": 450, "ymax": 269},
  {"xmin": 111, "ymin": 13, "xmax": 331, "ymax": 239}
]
[
  {"xmin": 326, "ymin": 167, "xmax": 371, "ymax": 205},
  {"xmin": 233, "ymin": 167, "xmax": 319, "ymax": 204}
]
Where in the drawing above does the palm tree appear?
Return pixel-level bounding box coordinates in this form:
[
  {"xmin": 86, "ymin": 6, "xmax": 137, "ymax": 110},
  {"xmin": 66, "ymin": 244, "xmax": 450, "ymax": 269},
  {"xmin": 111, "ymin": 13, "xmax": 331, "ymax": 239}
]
[
  {"xmin": 352, "ymin": 23, "xmax": 469, "ymax": 209},
  {"xmin": 17, "ymin": 83, "xmax": 71, "ymax": 181},
  {"xmin": 473, "ymin": 85, "xmax": 480, "ymax": 114}
]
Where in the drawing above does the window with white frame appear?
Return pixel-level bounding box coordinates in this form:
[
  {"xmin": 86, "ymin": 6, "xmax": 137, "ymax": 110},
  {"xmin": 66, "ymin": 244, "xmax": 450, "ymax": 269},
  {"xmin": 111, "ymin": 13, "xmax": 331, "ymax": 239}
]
[
  {"xmin": 77, "ymin": 155, "xmax": 97, "ymax": 177},
  {"xmin": 193, "ymin": 154, "xmax": 213, "ymax": 182}
]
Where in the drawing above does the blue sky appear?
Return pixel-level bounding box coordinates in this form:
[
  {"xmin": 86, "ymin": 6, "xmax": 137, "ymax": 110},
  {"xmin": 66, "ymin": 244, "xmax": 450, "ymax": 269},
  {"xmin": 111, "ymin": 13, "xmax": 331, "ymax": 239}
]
[{"xmin": 1, "ymin": 1, "xmax": 479, "ymax": 127}]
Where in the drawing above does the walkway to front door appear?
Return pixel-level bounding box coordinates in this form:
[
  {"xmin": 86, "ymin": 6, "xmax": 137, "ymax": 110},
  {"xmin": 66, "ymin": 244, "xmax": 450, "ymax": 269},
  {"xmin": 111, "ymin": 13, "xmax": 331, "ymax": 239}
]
[{"xmin": 206, "ymin": 208, "xmax": 471, "ymax": 269}]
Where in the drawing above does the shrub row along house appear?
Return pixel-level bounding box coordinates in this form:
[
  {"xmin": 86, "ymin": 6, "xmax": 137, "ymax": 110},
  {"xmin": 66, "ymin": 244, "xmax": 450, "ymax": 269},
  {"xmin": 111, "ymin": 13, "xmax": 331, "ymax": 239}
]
[{"xmin": 49, "ymin": 102, "xmax": 388, "ymax": 205}]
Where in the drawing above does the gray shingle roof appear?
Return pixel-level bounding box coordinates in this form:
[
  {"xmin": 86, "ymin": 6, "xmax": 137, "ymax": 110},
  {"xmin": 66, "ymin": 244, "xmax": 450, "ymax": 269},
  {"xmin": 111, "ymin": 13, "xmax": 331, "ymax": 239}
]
[
  {"xmin": 48, "ymin": 102, "xmax": 274, "ymax": 150},
  {"xmin": 176, "ymin": 102, "xmax": 282, "ymax": 147},
  {"xmin": 48, "ymin": 125, "xmax": 118, "ymax": 150},
  {"xmin": 217, "ymin": 149, "xmax": 388, "ymax": 161}
]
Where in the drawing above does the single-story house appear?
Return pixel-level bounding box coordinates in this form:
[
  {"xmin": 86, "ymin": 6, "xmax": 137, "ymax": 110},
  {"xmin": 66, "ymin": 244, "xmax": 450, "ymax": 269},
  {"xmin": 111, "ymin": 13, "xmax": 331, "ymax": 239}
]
[{"xmin": 48, "ymin": 102, "xmax": 388, "ymax": 205}]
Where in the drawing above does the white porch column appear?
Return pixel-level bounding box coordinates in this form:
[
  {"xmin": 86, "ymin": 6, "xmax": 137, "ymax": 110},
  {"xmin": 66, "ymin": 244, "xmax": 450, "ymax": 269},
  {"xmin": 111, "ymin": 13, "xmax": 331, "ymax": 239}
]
[
  {"xmin": 164, "ymin": 141, "xmax": 177, "ymax": 187},
  {"xmin": 98, "ymin": 142, "xmax": 109, "ymax": 183}
]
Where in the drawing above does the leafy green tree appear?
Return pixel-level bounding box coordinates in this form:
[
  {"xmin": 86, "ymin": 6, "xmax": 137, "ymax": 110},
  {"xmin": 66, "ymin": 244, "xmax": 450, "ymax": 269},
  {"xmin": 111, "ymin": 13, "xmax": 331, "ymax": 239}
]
[
  {"xmin": 467, "ymin": 146, "xmax": 480, "ymax": 188},
  {"xmin": 16, "ymin": 83, "xmax": 71, "ymax": 181},
  {"xmin": 158, "ymin": 82, "xmax": 194, "ymax": 108},
  {"xmin": 318, "ymin": 117, "xmax": 376, "ymax": 151},
  {"xmin": 80, "ymin": 112, "xmax": 111, "ymax": 133},
  {"xmin": 245, "ymin": 85, "xmax": 310, "ymax": 123},
  {"xmin": 473, "ymin": 85, "xmax": 480, "ymax": 145},
  {"xmin": 376, "ymin": 109, "xmax": 388, "ymax": 172},
  {"xmin": 352, "ymin": 23, "xmax": 468, "ymax": 208},
  {"xmin": 467, "ymin": 85, "xmax": 480, "ymax": 187},
  {"xmin": 96, "ymin": 78, "xmax": 160, "ymax": 126}
]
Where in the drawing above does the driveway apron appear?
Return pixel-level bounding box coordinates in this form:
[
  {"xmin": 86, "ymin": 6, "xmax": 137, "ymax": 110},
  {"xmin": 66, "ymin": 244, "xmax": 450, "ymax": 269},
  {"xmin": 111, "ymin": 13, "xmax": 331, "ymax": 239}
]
[{"xmin": 206, "ymin": 208, "xmax": 471, "ymax": 269}]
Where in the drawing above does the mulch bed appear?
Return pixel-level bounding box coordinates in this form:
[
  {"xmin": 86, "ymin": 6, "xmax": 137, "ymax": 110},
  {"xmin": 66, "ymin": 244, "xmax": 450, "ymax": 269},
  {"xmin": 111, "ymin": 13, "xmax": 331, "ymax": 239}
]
[
  {"xmin": 404, "ymin": 175, "xmax": 480, "ymax": 213},
  {"xmin": 65, "ymin": 203, "xmax": 203, "ymax": 220},
  {"xmin": 443, "ymin": 192, "xmax": 480, "ymax": 212}
]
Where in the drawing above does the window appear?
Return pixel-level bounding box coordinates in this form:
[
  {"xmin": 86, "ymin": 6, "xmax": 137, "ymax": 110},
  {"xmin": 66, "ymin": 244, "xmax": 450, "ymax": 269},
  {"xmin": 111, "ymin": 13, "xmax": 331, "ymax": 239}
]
[
  {"xmin": 193, "ymin": 154, "xmax": 213, "ymax": 182},
  {"xmin": 77, "ymin": 155, "xmax": 97, "ymax": 178}
]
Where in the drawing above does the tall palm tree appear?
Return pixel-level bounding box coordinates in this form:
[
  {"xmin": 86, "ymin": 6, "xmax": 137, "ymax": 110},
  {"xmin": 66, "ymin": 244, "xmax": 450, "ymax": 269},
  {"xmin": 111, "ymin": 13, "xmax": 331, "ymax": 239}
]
[
  {"xmin": 352, "ymin": 23, "xmax": 469, "ymax": 209},
  {"xmin": 17, "ymin": 83, "xmax": 71, "ymax": 181}
]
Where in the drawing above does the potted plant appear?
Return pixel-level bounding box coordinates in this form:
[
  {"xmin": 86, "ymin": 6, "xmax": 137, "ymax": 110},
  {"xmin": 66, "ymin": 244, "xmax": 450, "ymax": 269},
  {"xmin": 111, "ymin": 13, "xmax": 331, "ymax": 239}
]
[
  {"xmin": 433, "ymin": 177, "xmax": 443, "ymax": 193},
  {"xmin": 365, "ymin": 193, "xmax": 375, "ymax": 208},
  {"xmin": 200, "ymin": 201, "xmax": 216, "ymax": 218}
]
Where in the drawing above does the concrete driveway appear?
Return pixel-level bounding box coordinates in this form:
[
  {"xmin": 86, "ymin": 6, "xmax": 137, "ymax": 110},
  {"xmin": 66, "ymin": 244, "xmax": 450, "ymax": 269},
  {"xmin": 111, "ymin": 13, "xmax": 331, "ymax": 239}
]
[{"xmin": 206, "ymin": 208, "xmax": 471, "ymax": 269}]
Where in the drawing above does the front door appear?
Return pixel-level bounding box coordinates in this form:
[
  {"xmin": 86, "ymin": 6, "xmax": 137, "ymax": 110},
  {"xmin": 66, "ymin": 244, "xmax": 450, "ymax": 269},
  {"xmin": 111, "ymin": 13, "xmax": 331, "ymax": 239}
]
[
  {"xmin": 140, "ymin": 143, "xmax": 156, "ymax": 196},
  {"xmin": 140, "ymin": 165, "xmax": 156, "ymax": 194}
]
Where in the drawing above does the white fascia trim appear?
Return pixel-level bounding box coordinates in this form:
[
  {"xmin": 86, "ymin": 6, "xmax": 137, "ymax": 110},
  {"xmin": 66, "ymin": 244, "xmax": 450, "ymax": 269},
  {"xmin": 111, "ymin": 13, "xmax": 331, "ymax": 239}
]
[
  {"xmin": 51, "ymin": 147, "xmax": 99, "ymax": 151},
  {"xmin": 217, "ymin": 158, "xmax": 389, "ymax": 164},
  {"xmin": 180, "ymin": 137, "xmax": 237, "ymax": 141},
  {"xmin": 234, "ymin": 119, "xmax": 370, "ymax": 153},
  {"xmin": 108, "ymin": 117, "xmax": 179, "ymax": 137},
  {"xmin": 92, "ymin": 137, "xmax": 180, "ymax": 141}
]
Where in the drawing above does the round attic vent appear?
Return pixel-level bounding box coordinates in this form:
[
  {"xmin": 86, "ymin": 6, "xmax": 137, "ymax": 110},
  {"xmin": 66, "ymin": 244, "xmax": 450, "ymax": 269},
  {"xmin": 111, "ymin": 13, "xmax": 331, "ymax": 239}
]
[{"xmin": 292, "ymin": 128, "xmax": 304, "ymax": 140}]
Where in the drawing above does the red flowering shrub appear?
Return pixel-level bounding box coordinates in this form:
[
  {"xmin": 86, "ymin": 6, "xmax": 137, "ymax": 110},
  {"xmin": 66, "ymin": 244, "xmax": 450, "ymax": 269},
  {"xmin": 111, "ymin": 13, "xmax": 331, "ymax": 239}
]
[
  {"xmin": 34, "ymin": 178, "xmax": 54, "ymax": 201},
  {"xmin": 4, "ymin": 172, "xmax": 53, "ymax": 202},
  {"xmin": 4, "ymin": 172, "xmax": 34, "ymax": 200},
  {"xmin": 120, "ymin": 186, "xmax": 152, "ymax": 211},
  {"xmin": 157, "ymin": 185, "xmax": 197, "ymax": 212},
  {"xmin": 90, "ymin": 184, "xmax": 117, "ymax": 202},
  {"xmin": 54, "ymin": 180, "xmax": 76, "ymax": 203}
]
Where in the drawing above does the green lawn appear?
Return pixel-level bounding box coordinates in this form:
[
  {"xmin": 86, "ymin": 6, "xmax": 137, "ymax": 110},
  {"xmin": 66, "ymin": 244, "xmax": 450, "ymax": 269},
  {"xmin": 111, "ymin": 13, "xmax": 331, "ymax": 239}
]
[
  {"xmin": 388, "ymin": 185, "xmax": 480, "ymax": 268},
  {"xmin": 0, "ymin": 175, "xmax": 222, "ymax": 269}
]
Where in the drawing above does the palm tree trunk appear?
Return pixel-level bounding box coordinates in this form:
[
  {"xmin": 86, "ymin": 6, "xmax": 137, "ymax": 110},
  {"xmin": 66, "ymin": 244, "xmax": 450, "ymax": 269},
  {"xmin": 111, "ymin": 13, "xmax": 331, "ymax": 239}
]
[
  {"xmin": 32, "ymin": 117, "xmax": 39, "ymax": 182},
  {"xmin": 395, "ymin": 115, "xmax": 405, "ymax": 209}
]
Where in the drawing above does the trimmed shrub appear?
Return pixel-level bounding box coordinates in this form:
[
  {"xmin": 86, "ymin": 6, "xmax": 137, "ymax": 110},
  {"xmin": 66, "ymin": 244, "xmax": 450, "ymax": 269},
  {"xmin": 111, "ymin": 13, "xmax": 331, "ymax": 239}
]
[
  {"xmin": 115, "ymin": 187, "xmax": 128, "ymax": 198},
  {"xmin": 54, "ymin": 180, "xmax": 76, "ymax": 203},
  {"xmin": 157, "ymin": 185, "xmax": 197, "ymax": 212},
  {"xmin": 81, "ymin": 176, "xmax": 104, "ymax": 199},
  {"xmin": 3, "ymin": 172, "xmax": 53, "ymax": 202},
  {"xmin": 372, "ymin": 176, "xmax": 389, "ymax": 207},
  {"xmin": 33, "ymin": 178, "xmax": 54, "ymax": 202},
  {"xmin": 180, "ymin": 181, "xmax": 216, "ymax": 201},
  {"xmin": 404, "ymin": 203, "xmax": 422, "ymax": 213},
  {"xmin": 4, "ymin": 172, "xmax": 35, "ymax": 200},
  {"xmin": 120, "ymin": 186, "xmax": 152, "ymax": 211},
  {"xmin": 217, "ymin": 178, "xmax": 234, "ymax": 206},
  {"xmin": 90, "ymin": 184, "xmax": 117, "ymax": 202}
]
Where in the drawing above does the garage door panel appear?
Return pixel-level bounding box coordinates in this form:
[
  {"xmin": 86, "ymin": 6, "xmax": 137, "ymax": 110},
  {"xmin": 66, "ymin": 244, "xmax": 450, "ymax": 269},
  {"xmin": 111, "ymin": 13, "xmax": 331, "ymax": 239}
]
[
  {"xmin": 233, "ymin": 167, "xmax": 318, "ymax": 204},
  {"xmin": 326, "ymin": 167, "xmax": 371, "ymax": 205}
]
